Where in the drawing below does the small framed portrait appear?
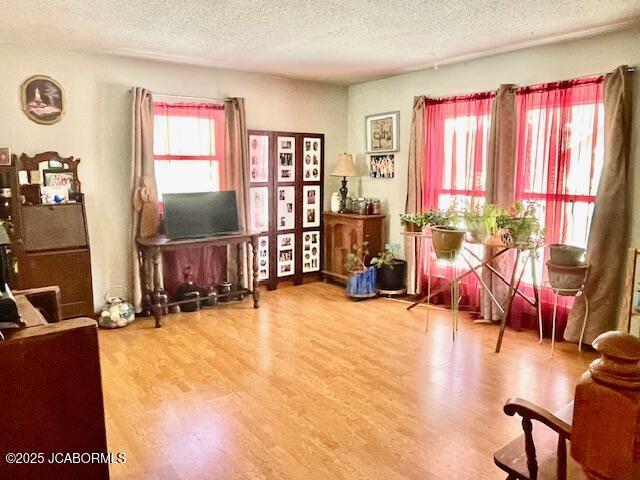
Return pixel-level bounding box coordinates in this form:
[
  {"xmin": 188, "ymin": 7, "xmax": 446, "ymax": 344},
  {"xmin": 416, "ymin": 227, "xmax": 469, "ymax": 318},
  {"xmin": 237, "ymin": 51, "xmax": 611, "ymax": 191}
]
[
  {"xmin": 369, "ymin": 154, "xmax": 395, "ymax": 179},
  {"xmin": 43, "ymin": 169, "xmax": 75, "ymax": 192},
  {"xmin": 21, "ymin": 75, "xmax": 65, "ymax": 125},
  {"xmin": 365, "ymin": 111, "xmax": 399, "ymax": 153},
  {"xmin": 0, "ymin": 147, "xmax": 10, "ymax": 166}
]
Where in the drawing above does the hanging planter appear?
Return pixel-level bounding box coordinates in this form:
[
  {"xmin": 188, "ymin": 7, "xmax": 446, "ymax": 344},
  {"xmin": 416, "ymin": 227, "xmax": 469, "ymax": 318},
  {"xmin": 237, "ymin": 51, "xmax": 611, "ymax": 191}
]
[
  {"xmin": 431, "ymin": 226, "xmax": 466, "ymax": 260},
  {"xmin": 547, "ymin": 261, "xmax": 588, "ymax": 295}
]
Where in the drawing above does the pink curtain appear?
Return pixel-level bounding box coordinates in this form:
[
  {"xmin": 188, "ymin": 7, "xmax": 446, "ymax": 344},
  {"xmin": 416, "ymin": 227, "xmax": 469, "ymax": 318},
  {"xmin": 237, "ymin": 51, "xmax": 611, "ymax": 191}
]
[
  {"xmin": 421, "ymin": 93, "xmax": 494, "ymax": 313},
  {"xmin": 510, "ymin": 77, "xmax": 604, "ymax": 338},
  {"xmin": 154, "ymin": 101, "xmax": 229, "ymax": 298}
]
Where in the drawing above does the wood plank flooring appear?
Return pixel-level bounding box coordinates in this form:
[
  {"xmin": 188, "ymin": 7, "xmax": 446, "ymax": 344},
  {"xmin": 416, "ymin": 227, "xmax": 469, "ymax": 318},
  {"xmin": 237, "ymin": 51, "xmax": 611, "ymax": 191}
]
[{"xmin": 99, "ymin": 282, "xmax": 596, "ymax": 479}]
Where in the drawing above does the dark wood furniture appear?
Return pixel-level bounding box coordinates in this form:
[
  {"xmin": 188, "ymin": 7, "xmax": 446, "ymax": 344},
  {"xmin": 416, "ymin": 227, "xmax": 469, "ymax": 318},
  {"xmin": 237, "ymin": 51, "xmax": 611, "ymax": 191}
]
[
  {"xmin": 137, "ymin": 231, "xmax": 260, "ymax": 327},
  {"xmin": 0, "ymin": 288, "xmax": 108, "ymax": 480},
  {"xmin": 322, "ymin": 212, "xmax": 385, "ymax": 283},
  {"xmin": 494, "ymin": 399, "xmax": 585, "ymax": 480},
  {"xmin": 247, "ymin": 130, "xmax": 324, "ymax": 290},
  {"xmin": 3, "ymin": 152, "xmax": 94, "ymax": 319}
]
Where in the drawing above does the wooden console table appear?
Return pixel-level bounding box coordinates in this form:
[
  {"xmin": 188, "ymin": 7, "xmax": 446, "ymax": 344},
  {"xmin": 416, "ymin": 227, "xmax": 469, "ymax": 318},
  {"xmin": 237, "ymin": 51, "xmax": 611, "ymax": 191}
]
[{"xmin": 137, "ymin": 231, "xmax": 260, "ymax": 327}]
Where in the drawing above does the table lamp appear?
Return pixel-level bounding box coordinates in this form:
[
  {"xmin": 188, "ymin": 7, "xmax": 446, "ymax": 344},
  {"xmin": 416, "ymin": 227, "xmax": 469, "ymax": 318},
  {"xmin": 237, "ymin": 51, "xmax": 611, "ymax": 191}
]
[{"xmin": 330, "ymin": 153, "xmax": 358, "ymax": 213}]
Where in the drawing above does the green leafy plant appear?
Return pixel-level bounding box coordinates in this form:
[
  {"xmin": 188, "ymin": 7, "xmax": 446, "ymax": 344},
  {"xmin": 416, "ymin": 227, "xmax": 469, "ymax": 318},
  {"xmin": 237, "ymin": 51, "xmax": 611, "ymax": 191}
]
[
  {"xmin": 370, "ymin": 243, "xmax": 401, "ymax": 269},
  {"xmin": 497, "ymin": 201, "xmax": 545, "ymax": 246},
  {"xmin": 463, "ymin": 200, "xmax": 505, "ymax": 240},
  {"xmin": 432, "ymin": 200, "xmax": 462, "ymax": 229},
  {"xmin": 400, "ymin": 210, "xmax": 439, "ymax": 229},
  {"xmin": 345, "ymin": 241, "xmax": 369, "ymax": 271}
]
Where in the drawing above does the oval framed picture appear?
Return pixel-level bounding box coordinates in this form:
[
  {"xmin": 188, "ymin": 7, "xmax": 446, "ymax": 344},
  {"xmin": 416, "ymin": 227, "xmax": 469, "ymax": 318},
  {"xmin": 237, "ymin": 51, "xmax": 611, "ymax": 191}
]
[{"xmin": 21, "ymin": 75, "xmax": 65, "ymax": 125}]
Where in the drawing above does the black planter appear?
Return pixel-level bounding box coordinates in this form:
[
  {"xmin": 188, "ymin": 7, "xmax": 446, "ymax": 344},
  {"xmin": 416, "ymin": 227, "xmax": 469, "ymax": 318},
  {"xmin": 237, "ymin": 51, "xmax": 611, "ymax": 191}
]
[{"xmin": 377, "ymin": 260, "xmax": 407, "ymax": 291}]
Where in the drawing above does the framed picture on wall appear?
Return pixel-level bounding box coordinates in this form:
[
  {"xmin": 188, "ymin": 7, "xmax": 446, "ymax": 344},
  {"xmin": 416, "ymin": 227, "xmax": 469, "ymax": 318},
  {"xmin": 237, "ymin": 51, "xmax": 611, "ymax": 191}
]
[
  {"xmin": 369, "ymin": 154, "xmax": 395, "ymax": 178},
  {"xmin": 21, "ymin": 75, "xmax": 65, "ymax": 125},
  {"xmin": 365, "ymin": 111, "xmax": 399, "ymax": 153}
]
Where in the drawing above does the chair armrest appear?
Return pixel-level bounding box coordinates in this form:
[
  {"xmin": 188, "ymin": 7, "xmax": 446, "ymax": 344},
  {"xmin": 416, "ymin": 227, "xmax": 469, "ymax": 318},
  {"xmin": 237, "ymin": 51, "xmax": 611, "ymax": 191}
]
[
  {"xmin": 15, "ymin": 286, "xmax": 62, "ymax": 323},
  {"xmin": 504, "ymin": 397, "xmax": 572, "ymax": 439}
]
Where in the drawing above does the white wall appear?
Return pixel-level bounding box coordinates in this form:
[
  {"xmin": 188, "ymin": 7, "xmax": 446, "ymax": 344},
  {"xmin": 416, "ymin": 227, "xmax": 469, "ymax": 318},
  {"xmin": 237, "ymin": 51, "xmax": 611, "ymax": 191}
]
[
  {"xmin": 0, "ymin": 44, "xmax": 348, "ymax": 309},
  {"xmin": 347, "ymin": 25, "xmax": 640, "ymax": 254}
]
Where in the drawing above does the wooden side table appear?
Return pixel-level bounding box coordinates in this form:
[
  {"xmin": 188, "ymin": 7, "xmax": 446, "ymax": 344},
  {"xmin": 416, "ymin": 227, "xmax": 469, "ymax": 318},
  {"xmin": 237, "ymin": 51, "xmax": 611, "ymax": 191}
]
[{"xmin": 322, "ymin": 212, "xmax": 385, "ymax": 284}]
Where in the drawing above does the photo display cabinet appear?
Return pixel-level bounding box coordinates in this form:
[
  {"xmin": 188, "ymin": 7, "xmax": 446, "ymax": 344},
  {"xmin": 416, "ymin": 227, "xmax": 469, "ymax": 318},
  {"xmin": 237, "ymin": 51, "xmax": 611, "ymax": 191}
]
[{"xmin": 248, "ymin": 130, "xmax": 324, "ymax": 290}]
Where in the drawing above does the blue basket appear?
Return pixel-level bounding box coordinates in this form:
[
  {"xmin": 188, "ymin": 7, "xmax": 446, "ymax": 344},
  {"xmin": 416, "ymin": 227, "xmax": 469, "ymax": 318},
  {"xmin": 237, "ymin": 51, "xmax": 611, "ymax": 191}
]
[{"xmin": 346, "ymin": 267, "xmax": 377, "ymax": 298}]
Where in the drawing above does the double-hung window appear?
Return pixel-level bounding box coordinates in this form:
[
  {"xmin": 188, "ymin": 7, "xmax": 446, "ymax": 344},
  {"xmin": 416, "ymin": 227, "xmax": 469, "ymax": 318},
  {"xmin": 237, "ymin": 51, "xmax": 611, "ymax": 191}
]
[
  {"xmin": 423, "ymin": 93, "xmax": 494, "ymax": 211},
  {"xmin": 153, "ymin": 102, "xmax": 225, "ymax": 199}
]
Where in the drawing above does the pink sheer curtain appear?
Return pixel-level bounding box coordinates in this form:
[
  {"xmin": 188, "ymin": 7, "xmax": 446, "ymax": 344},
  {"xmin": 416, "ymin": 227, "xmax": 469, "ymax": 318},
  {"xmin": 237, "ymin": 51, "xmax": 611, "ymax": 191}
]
[
  {"xmin": 153, "ymin": 102, "xmax": 229, "ymax": 297},
  {"xmin": 421, "ymin": 93, "xmax": 494, "ymax": 312},
  {"xmin": 510, "ymin": 77, "xmax": 604, "ymax": 338}
]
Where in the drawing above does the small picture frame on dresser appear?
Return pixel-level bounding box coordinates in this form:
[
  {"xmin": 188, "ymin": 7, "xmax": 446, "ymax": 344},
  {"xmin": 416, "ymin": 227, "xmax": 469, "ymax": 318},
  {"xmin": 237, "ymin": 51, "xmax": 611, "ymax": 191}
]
[{"xmin": 0, "ymin": 148, "xmax": 10, "ymax": 166}]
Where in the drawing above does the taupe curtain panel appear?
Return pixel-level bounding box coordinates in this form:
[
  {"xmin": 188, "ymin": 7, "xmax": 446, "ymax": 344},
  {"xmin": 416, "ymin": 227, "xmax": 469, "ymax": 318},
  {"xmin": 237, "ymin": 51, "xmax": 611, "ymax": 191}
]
[
  {"xmin": 405, "ymin": 96, "xmax": 426, "ymax": 295},
  {"xmin": 130, "ymin": 87, "xmax": 158, "ymax": 312},
  {"xmin": 481, "ymin": 85, "xmax": 516, "ymax": 321},
  {"xmin": 564, "ymin": 66, "xmax": 634, "ymax": 343},
  {"xmin": 224, "ymin": 97, "xmax": 253, "ymax": 289}
]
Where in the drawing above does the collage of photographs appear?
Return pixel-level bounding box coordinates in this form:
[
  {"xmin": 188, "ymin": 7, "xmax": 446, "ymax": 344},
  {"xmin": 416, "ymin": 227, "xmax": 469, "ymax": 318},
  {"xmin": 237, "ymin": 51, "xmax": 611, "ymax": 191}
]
[
  {"xmin": 277, "ymin": 136, "xmax": 295, "ymax": 182},
  {"xmin": 249, "ymin": 186, "xmax": 269, "ymax": 232},
  {"xmin": 277, "ymin": 186, "xmax": 295, "ymax": 230},
  {"xmin": 246, "ymin": 132, "xmax": 323, "ymax": 283},
  {"xmin": 249, "ymin": 134, "xmax": 269, "ymax": 183},
  {"xmin": 302, "ymin": 230, "xmax": 321, "ymax": 273},
  {"xmin": 303, "ymin": 137, "xmax": 321, "ymax": 181},
  {"xmin": 303, "ymin": 185, "xmax": 320, "ymax": 228},
  {"xmin": 277, "ymin": 233, "xmax": 295, "ymax": 277},
  {"xmin": 257, "ymin": 235, "xmax": 269, "ymax": 280}
]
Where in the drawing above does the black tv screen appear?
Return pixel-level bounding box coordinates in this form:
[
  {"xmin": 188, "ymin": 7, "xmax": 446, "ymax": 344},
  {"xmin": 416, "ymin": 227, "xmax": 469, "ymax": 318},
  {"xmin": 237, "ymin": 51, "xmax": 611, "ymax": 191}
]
[{"xmin": 163, "ymin": 191, "xmax": 240, "ymax": 239}]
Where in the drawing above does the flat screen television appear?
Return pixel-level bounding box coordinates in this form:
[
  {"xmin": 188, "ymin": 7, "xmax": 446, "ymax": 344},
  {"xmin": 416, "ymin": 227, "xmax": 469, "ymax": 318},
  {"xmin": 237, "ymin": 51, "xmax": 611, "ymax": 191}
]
[{"xmin": 163, "ymin": 191, "xmax": 240, "ymax": 239}]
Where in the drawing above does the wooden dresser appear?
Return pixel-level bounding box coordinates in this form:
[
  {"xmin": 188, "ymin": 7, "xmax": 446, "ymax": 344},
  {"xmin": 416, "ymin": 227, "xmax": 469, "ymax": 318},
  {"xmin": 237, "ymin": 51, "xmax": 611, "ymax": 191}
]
[
  {"xmin": 322, "ymin": 212, "xmax": 385, "ymax": 283},
  {"xmin": 5, "ymin": 152, "xmax": 94, "ymax": 319},
  {"xmin": 17, "ymin": 202, "xmax": 93, "ymax": 318}
]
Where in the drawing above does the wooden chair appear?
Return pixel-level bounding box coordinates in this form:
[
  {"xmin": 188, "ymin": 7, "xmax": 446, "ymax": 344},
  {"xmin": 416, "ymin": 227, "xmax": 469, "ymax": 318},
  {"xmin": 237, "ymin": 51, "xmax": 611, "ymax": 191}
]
[{"xmin": 494, "ymin": 398, "xmax": 586, "ymax": 480}]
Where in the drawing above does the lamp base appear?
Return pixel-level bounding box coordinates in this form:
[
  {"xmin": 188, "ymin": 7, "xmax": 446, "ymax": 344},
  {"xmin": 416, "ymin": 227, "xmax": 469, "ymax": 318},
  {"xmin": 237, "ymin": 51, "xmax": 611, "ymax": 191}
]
[{"xmin": 338, "ymin": 176, "xmax": 348, "ymax": 213}]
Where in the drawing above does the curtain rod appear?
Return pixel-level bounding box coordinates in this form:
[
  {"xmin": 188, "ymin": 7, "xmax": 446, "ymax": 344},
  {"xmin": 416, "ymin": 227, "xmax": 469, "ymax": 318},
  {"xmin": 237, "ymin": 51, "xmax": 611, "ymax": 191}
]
[
  {"xmin": 424, "ymin": 66, "xmax": 636, "ymax": 100},
  {"xmin": 129, "ymin": 88, "xmax": 226, "ymax": 103},
  {"xmin": 506, "ymin": 66, "xmax": 636, "ymax": 91}
]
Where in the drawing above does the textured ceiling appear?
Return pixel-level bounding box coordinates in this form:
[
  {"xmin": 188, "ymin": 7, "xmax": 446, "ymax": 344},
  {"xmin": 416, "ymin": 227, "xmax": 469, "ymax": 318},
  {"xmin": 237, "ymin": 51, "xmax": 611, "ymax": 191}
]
[{"xmin": 1, "ymin": 0, "xmax": 639, "ymax": 84}]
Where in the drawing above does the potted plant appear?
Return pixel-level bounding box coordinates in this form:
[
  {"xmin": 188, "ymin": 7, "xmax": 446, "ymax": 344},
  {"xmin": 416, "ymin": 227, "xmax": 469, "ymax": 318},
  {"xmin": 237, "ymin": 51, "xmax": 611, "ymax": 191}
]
[
  {"xmin": 400, "ymin": 210, "xmax": 438, "ymax": 233},
  {"xmin": 463, "ymin": 201, "xmax": 503, "ymax": 243},
  {"xmin": 370, "ymin": 243, "xmax": 406, "ymax": 292},
  {"xmin": 400, "ymin": 213, "xmax": 422, "ymax": 233},
  {"xmin": 547, "ymin": 261, "xmax": 588, "ymax": 295},
  {"xmin": 344, "ymin": 242, "xmax": 377, "ymax": 298},
  {"xmin": 431, "ymin": 202, "xmax": 466, "ymax": 260},
  {"xmin": 497, "ymin": 201, "xmax": 544, "ymax": 247},
  {"xmin": 549, "ymin": 244, "xmax": 586, "ymax": 266}
]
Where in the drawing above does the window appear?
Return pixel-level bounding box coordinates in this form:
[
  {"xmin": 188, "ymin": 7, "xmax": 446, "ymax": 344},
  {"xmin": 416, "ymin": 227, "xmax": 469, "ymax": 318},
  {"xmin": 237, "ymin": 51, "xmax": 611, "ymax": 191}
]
[
  {"xmin": 423, "ymin": 93, "xmax": 494, "ymax": 211},
  {"xmin": 515, "ymin": 78, "xmax": 604, "ymax": 283},
  {"xmin": 153, "ymin": 102, "xmax": 225, "ymax": 199},
  {"xmin": 421, "ymin": 93, "xmax": 495, "ymax": 311}
]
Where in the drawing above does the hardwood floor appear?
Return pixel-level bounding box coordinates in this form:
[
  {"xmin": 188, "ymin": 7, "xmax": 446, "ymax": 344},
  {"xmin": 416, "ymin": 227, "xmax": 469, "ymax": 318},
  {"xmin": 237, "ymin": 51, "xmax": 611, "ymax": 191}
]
[{"xmin": 100, "ymin": 282, "xmax": 596, "ymax": 479}]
